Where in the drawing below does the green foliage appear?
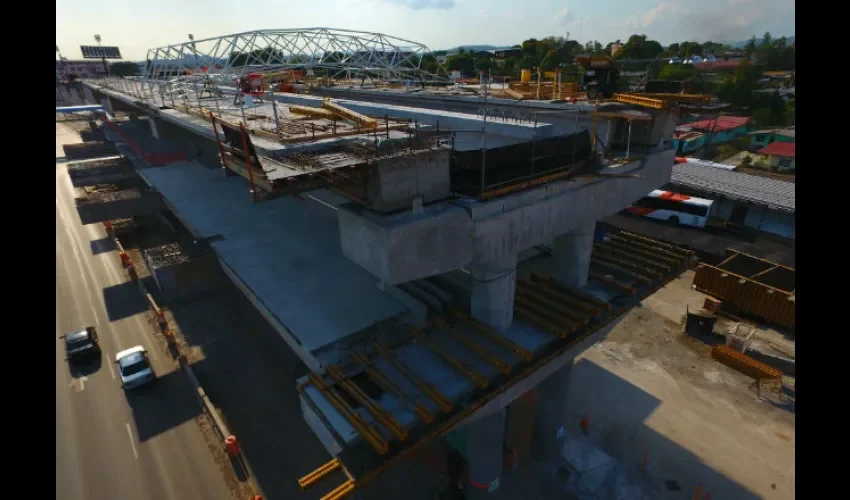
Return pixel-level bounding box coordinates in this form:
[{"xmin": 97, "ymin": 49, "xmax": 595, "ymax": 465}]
[
  {"xmin": 739, "ymin": 155, "xmax": 753, "ymax": 168},
  {"xmin": 109, "ymin": 61, "xmax": 140, "ymax": 77},
  {"xmin": 659, "ymin": 63, "xmax": 695, "ymax": 80},
  {"xmin": 615, "ymin": 34, "xmax": 664, "ymax": 60},
  {"xmin": 445, "ymin": 50, "xmax": 475, "ymax": 75}
]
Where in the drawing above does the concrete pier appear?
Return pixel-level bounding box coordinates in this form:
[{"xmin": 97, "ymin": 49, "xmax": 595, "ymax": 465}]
[
  {"xmin": 552, "ymin": 222, "xmax": 596, "ymax": 288},
  {"xmin": 530, "ymin": 362, "xmax": 574, "ymax": 461},
  {"xmin": 464, "ymin": 408, "xmax": 507, "ymax": 498},
  {"xmin": 469, "ymin": 255, "xmax": 517, "ymax": 331}
]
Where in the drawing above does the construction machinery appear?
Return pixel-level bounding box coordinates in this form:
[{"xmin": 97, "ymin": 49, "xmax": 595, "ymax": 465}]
[{"xmin": 576, "ymin": 56, "xmax": 620, "ymax": 100}]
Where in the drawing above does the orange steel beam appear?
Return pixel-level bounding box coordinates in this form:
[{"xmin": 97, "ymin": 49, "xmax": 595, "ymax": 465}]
[
  {"xmin": 451, "ymin": 311, "xmax": 533, "ymax": 362},
  {"xmin": 529, "ymin": 273, "xmax": 610, "ymax": 310},
  {"xmin": 432, "ymin": 317, "xmax": 512, "ymax": 375},
  {"xmin": 515, "ymin": 280, "xmax": 591, "ymax": 324},
  {"xmin": 351, "ymin": 352, "xmax": 435, "ymax": 424},
  {"xmin": 374, "ymin": 343, "xmax": 453, "ymax": 413},
  {"xmin": 325, "ymin": 365, "xmax": 408, "ymax": 441},
  {"xmin": 410, "ymin": 327, "xmax": 489, "ymax": 389},
  {"xmin": 209, "ymin": 112, "xmax": 231, "ymax": 173},
  {"xmin": 307, "ymin": 373, "xmax": 389, "ymax": 455},
  {"xmin": 238, "ymin": 122, "xmax": 257, "ymax": 203}
]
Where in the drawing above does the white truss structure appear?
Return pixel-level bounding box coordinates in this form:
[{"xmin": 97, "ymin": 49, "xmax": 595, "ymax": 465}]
[{"xmin": 141, "ymin": 28, "xmax": 449, "ymax": 102}]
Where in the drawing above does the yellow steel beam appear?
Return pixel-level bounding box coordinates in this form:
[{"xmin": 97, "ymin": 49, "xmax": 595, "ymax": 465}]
[
  {"xmin": 641, "ymin": 92, "xmax": 712, "ymax": 103},
  {"xmin": 613, "ymin": 93, "xmax": 667, "ymax": 109},
  {"xmin": 322, "ymin": 100, "xmax": 378, "ymax": 128},
  {"xmin": 289, "ymin": 105, "xmax": 338, "ymax": 120},
  {"xmin": 298, "ymin": 458, "xmax": 342, "ymax": 491}
]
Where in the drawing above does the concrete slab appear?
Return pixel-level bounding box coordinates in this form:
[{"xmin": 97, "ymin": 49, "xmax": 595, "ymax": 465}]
[{"xmin": 137, "ymin": 161, "xmax": 407, "ymax": 353}]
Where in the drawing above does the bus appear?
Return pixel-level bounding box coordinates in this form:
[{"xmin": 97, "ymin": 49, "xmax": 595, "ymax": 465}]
[{"xmin": 626, "ymin": 190, "xmax": 714, "ymax": 227}]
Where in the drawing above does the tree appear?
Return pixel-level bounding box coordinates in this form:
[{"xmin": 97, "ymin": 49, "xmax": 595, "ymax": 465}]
[
  {"xmin": 679, "ymin": 42, "xmax": 703, "ymax": 58},
  {"xmin": 616, "ymin": 34, "xmax": 664, "ymax": 59},
  {"xmin": 760, "ymin": 32, "xmax": 772, "ymax": 48},
  {"xmin": 109, "ymin": 61, "xmax": 141, "ymax": 77},
  {"xmin": 659, "ymin": 63, "xmax": 696, "ymax": 80},
  {"xmin": 445, "ymin": 50, "xmax": 475, "ymax": 75},
  {"xmin": 420, "ymin": 54, "xmax": 439, "ymax": 75},
  {"xmin": 540, "ymin": 49, "xmax": 560, "ymax": 71},
  {"xmin": 744, "ymin": 36, "xmax": 757, "ymax": 58}
]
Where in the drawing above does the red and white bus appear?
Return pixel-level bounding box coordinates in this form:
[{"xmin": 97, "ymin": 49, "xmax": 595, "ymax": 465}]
[{"xmin": 627, "ymin": 190, "xmax": 714, "ymax": 227}]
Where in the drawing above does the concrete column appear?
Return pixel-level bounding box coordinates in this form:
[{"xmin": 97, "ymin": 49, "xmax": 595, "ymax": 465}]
[
  {"xmin": 70, "ymin": 88, "xmax": 83, "ymax": 105},
  {"xmin": 552, "ymin": 222, "xmax": 596, "ymax": 288},
  {"xmin": 100, "ymin": 97, "xmax": 114, "ymax": 114},
  {"xmin": 464, "ymin": 408, "xmax": 507, "ymax": 499},
  {"xmin": 530, "ymin": 361, "xmax": 574, "ymax": 461},
  {"xmin": 469, "ymin": 254, "xmax": 517, "ymax": 332},
  {"xmin": 149, "ymin": 117, "xmax": 160, "ymax": 140}
]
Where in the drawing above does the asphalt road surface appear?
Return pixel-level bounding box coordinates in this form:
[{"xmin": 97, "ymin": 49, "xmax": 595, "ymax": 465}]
[{"xmin": 55, "ymin": 123, "xmax": 233, "ymax": 500}]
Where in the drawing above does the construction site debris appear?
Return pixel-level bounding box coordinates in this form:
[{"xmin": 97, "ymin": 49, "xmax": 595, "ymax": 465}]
[
  {"xmin": 143, "ymin": 242, "xmax": 191, "ymax": 269},
  {"xmin": 76, "ymin": 187, "xmax": 142, "ymax": 205}
]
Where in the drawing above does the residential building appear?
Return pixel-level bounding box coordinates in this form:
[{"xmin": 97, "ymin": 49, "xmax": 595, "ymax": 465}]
[
  {"xmin": 672, "ymin": 131, "xmax": 706, "ymax": 154},
  {"xmin": 675, "ymin": 115, "xmax": 751, "ymax": 147},
  {"xmin": 754, "ymin": 141, "xmax": 796, "ymax": 172},
  {"xmin": 748, "ymin": 126, "xmax": 795, "ymax": 150}
]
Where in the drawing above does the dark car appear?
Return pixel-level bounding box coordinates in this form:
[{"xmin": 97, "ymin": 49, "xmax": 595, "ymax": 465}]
[{"xmin": 62, "ymin": 327, "xmax": 102, "ymax": 362}]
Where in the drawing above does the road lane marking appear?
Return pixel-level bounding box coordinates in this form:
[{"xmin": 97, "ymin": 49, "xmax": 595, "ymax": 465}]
[
  {"xmin": 106, "ymin": 354, "xmax": 116, "ymax": 379},
  {"xmin": 126, "ymin": 423, "xmax": 139, "ymax": 459},
  {"xmin": 68, "ymin": 375, "xmax": 88, "ymax": 392}
]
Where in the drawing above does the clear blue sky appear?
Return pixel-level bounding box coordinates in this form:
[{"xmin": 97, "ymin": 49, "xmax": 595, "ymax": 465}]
[{"xmin": 56, "ymin": 0, "xmax": 795, "ymax": 61}]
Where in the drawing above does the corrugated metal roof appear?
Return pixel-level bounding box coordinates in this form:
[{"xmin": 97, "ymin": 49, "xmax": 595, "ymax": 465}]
[
  {"xmin": 671, "ymin": 163, "xmax": 795, "ymax": 213},
  {"xmin": 756, "ymin": 141, "xmax": 796, "ymax": 158},
  {"xmin": 680, "ymin": 116, "xmax": 750, "ymax": 133}
]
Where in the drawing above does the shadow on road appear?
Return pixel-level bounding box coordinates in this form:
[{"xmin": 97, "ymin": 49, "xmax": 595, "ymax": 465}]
[
  {"xmin": 102, "ymin": 282, "xmax": 149, "ymax": 322},
  {"xmin": 162, "ymin": 272, "xmax": 332, "ymax": 500},
  {"xmin": 67, "ymin": 355, "xmax": 103, "ymax": 378},
  {"xmin": 90, "ymin": 236, "xmax": 116, "ymax": 255},
  {"xmin": 125, "ymin": 363, "xmax": 203, "ymax": 442}
]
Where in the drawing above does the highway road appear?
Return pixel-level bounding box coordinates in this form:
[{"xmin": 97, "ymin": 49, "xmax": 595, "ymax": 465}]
[{"xmin": 55, "ymin": 123, "xmax": 234, "ymax": 500}]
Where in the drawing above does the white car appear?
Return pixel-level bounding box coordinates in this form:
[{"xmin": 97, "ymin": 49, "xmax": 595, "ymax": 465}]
[{"xmin": 115, "ymin": 346, "xmax": 155, "ymax": 389}]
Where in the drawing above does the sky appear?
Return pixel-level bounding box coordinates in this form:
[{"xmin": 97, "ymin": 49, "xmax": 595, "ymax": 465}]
[{"xmin": 56, "ymin": 0, "xmax": 795, "ymax": 61}]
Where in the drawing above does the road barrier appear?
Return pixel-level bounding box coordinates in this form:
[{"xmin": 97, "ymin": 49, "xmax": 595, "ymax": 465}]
[{"xmin": 101, "ymin": 218, "xmax": 257, "ymax": 497}]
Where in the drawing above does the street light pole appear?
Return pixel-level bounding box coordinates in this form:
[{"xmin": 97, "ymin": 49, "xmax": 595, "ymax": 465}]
[{"xmin": 94, "ymin": 34, "xmax": 109, "ymax": 79}]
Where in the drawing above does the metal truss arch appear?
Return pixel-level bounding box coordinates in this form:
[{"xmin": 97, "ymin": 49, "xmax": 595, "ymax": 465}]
[{"xmin": 142, "ymin": 27, "xmax": 449, "ymax": 99}]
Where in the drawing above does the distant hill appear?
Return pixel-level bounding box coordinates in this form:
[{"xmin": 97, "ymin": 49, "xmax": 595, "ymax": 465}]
[
  {"xmin": 727, "ymin": 36, "xmax": 794, "ymax": 48},
  {"xmin": 443, "ymin": 44, "xmax": 516, "ymax": 54}
]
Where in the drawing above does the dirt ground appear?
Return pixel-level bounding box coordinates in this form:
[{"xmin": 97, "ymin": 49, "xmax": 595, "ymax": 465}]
[{"xmin": 562, "ymin": 270, "xmax": 795, "ymax": 500}]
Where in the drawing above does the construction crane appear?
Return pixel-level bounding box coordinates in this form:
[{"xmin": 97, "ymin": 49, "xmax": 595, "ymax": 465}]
[{"xmin": 576, "ymin": 56, "xmax": 620, "ymax": 100}]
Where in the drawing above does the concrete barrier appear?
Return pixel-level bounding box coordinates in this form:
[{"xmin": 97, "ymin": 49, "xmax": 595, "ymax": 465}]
[{"xmin": 103, "ymin": 219, "xmax": 248, "ymax": 480}]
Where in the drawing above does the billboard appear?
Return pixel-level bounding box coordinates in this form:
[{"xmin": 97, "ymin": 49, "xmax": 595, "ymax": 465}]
[{"xmin": 80, "ymin": 45, "xmax": 122, "ymax": 59}]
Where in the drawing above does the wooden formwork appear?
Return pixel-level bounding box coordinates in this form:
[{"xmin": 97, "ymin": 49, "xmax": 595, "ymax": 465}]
[{"xmin": 694, "ymin": 264, "xmax": 795, "ymax": 332}]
